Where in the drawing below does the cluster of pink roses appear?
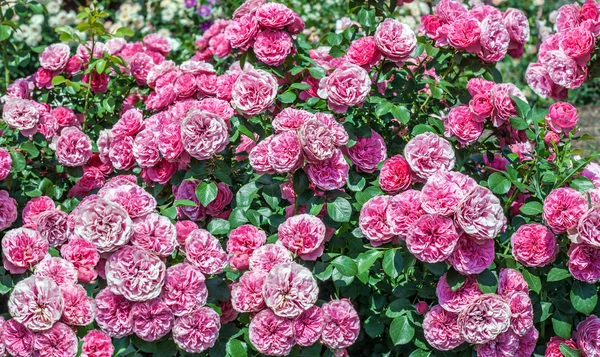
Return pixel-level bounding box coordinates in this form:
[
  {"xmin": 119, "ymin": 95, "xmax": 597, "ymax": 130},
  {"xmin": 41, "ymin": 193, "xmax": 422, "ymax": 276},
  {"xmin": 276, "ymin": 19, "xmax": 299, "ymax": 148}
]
[
  {"xmin": 360, "ymin": 132, "xmax": 505, "ymax": 271},
  {"xmin": 546, "ymin": 315, "xmax": 600, "ymax": 357},
  {"xmin": 420, "ymin": 0, "xmax": 529, "ymax": 62},
  {"xmin": 424, "ymin": 269, "xmax": 537, "ymax": 356},
  {"xmin": 526, "ymin": 0, "xmax": 599, "ymax": 99}
]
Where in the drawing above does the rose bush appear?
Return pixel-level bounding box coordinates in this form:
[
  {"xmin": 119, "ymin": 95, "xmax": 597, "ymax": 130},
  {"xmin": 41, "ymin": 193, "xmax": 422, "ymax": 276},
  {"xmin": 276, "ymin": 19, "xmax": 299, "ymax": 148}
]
[{"xmin": 0, "ymin": 0, "xmax": 599, "ymax": 356}]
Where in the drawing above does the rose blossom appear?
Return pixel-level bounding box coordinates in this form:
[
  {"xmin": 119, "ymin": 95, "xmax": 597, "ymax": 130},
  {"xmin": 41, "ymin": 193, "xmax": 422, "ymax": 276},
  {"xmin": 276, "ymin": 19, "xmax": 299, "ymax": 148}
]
[
  {"xmin": 227, "ymin": 224, "xmax": 267, "ymax": 271},
  {"xmin": 568, "ymin": 243, "xmax": 600, "ymax": 284},
  {"xmin": 3, "ymin": 319, "xmax": 34, "ymax": 357},
  {"xmin": 420, "ymin": 171, "xmax": 465, "ymax": 216},
  {"xmin": 436, "ymin": 274, "xmax": 482, "ymax": 313},
  {"xmin": 508, "ymin": 291, "xmax": 534, "ymax": 336},
  {"xmin": 475, "ymin": 330, "xmax": 519, "ymax": 357},
  {"xmin": 444, "ymin": 105, "xmax": 484, "ymax": 146},
  {"xmin": 346, "ymin": 36, "xmax": 381, "ymax": 68},
  {"xmin": 94, "ymin": 288, "xmax": 133, "ymax": 337},
  {"xmin": 254, "ymin": 30, "xmax": 293, "ymax": 66},
  {"xmin": 306, "ymin": 149, "xmax": 349, "ymax": 191},
  {"xmin": 0, "ymin": 148, "xmax": 11, "ymax": 180},
  {"xmin": 423, "ymin": 305, "xmax": 464, "ymax": 351},
  {"xmin": 181, "ymin": 109, "xmax": 228, "ymax": 160},
  {"xmin": 316, "ymin": 112, "xmax": 348, "ymax": 146},
  {"xmin": 2, "ymin": 98, "xmax": 39, "ymax": 130},
  {"xmin": 455, "ymin": 186, "xmax": 506, "ymax": 240},
  {"xmin": 343, "ymin": 130, "xmax": 387, "ymax": 173},
  {"xmin": 511, "ymin": 223, "xmax": 558, "ymax": 267},
  {"xmin": 231, "ymin": 270, "xmax": 267, "ymax": 312},
  {"xmin": 231, "ymin": 69, "xmax": 278, "ymax": 116},
  {"xmin": 60, "ymin": 238, "xmax": 99, "ymax": 283},
  {"xmin": 542, "ymin": 50, "xmax": 587, "ymax": 89},
  {"xmin": 267, "ymin": 131, "xmax": 302, "ymax": 173},
  {"xmin": 255, "ymin": 2, "xmax": 295, "ymax": 28},
  {"xmin": 489, "ymin": 83, "xmax": 527, "ymax": 127},
  {"xmin": 379, "ymin": 155, "xmax": 411, "ymax": 194},
  {"xmin": 545, "ymin": 336, "xmax": 578, "ymax": 357},
  {"xmin": 406, "ymin": 214, "xmax": 459, "ymax": 263},
  {"xmin": 8, "ymin": 276, "xmax": 64, "ymax": 331},
  {"xmin": 458, "ymin": 294, "xmax": 512, "ymax": 344},
  {"xmin": 249, "ymin": 309, "xmax": 294, "ymax": 356},
  {"xmin": 81, "ymin": 330, "xmax": 114, "ymax": 357},
  {"xmin": 292, "ymin": 306, "xmax": 323, "ymax": 347},
  {"xmin": 2, "ymin": 228, "xmax": 48, "ymax": 274},
  {"xmin": 497, "ymin": 268, "xmax": 529, "ymax": 297},
  {"xmin": 515, "ymin": 328, "xmax": 539, "ymax": 357},
  {"xmin": 185, "ymin": 229, "xmax": 228, "ymax": 275},
  {"xmin": 32, "ymin": 322, "xmax": 78, "ymax": 357},
  {"xmin": 583, "ymin": 162, "xmax": 600, "ymax": 189},
  {"xmin": 248, "ymin": 244, "xmax": 293, "ymax": 272},
  {"xmin": 448, "ymin": 16, "xmax": 480, "ymax": 51},
  {"xmin": 172, "ymin": 307, "xmax": 220, "ymax": 353},
  {"xmin": 35, "ymin": 209, "xmax": 69, "ymax": 247},
  {"xmin": 278, "ymin": 214, "xmax": 326, "ymax": 260},
  {"xmin": 112, "ymin": 108, "xmax": 143, "ymax": 137},
  {"xmin": 263, "ymin": 262, "xmax": 319, "ymax": 318},
  {"xmin": 404, "ymin": 132, "xmax": 455, "ymax": 181},
  {"xmin": 546, "ymin": 101, "xmax": 578, "ymax": 134},
  {"xmin": 578, "ymin": 206, "xmax": 600, "ymax": 248},
  {"xmin": 131, "ymin": 298, "xmax": 173, "ymax": 341},
  {"xmin": 448, "ymin": 233, "xmax": 495, "ymax": 275},
  {"xmin": 359, "ymin": 195, "xmax": 395, "ymax": 246},
  {"xmin": 374, "ymin": 18, "xmax": 416, "ymax": 62},
  {"xmin": 543, "ymin": 187, "xmax": 587, "ymax": 234},
  {"xmin": 559, "ymin": 26, "xmax": 595, "ymax": 60},
  {"xmin": 320, "ymin": 299, "xmax": 360, "ymax": 349},
  {"xmin": 298, "ymin": 119, "xmax": 335, "ymax": 162},
  {"xmin": 109, "ymin": 136, "xmax": 135, "ymax": 170},
  {"xmin": 478, "ymin": 13, "xmax": 510, "ymax": 62},
  {"xmin": 249, "ymin": 136, "xmax": 274, "ymax": 174},
  {"xmin": 39, "ymin": 43, "xmax": 70, "ymax": 71},
  {"xmin": 174, "ymin": 180, "xmax": 206, "ymax": 221},
  {"xmin": 225, "ymin": 14, "xmax": 259, "ymax": 49},
  {"xmin": 100, "ymin": 183, "xmax": 157, "ymax": 218},
  {"xmin": 526, "ymin": 62, "xmax": 564, "ymax": 100},
  {"xmin": 131, "ymin": 213, "xmax": 178, "ymax": 257},
  {"xmin": 386, "ymin": 189, "xmax": 425, "ymax": 238},
  {"xmin": 577, "ymin": 315, "xmax": 600, "ymax": 357},
  {"xmin": 318, "ymin": 63, "xmax": 371, "ymax": 113},
  {"xmin": 272, "ymin": 108, "xmax": 314, "ymax": 132},
  {"xmin": 22, "ymin": 196, "xmax": 54, "ymax": 227},
  {"xmin": 60, "ymin": 283, "xmax": 96, "ymax": 326},
  {"xmin": 162, "ymin": 263, "xmax": 207, "ymax": 316},
  {"xmin": 34, "ymin": 257, "xmax": 77, "ymax": 286}
]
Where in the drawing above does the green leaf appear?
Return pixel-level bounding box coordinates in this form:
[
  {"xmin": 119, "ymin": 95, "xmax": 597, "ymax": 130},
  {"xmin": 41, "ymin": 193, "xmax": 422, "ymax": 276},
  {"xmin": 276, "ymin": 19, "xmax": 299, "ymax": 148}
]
[
  {"xmin": 488, "ymin": 172, "xmax": 511, "ymax": 195},
  {"xmin": 51, "ymin": 75, "xmax": 67, "ymax": 86},
  {"xmin": 509, "ymin": 117, "xmax": 529, "ymax": 130},
  {"xmin": 327, "ymin": 197, "xmax": 352, "ymax": 222},
  {"xmin": 357, "ymin": 250, "xmax": 383, "ymax": 275},
  {"xmin": 375, "ymin": 101, "xmax": 394, "ymax": 117},
  {"xmin": 278, "ymin": 91, "xmax": 297, "ymax": 104},
  {"xmin": 560, "ymin": 344, "xmax": 581, "ymax": 357},
  {"xmin": 289, "ymin": 83, "xmax": 311, "ymax": 91},
  {"xmin": 552, "ymin": 310, "xmax": 573, "ymax": 339},
  {"xmin": 196, "ymin": 182, "xmax": 218, "ymax": 207},
  {"xmin": 173, "ymin": 199, "xmax": 198, "ymax": 207},
  {"xmin": 308, "ymin": 66, "xmax": 326, "ymax": 79},
  {"xmin": 476, "ymin": 269, "xmax": 498, "ymax": 294},
  {"xmin": 570, "ymin": 281, "xmax": 598, "ymax": 315},
  {"xmin": 0, "ymin": 25, "xmax": 11, "ymax": 41},
  {"xmin": 207, "ymin": 218, "xmax": 231, "ymax": 235},
  {"xmin": 30, "ymin": 3, "xmax": 44, "ymax": 14},
  {"xmin": 20, "ymin": 142, "xmax": 39, "ymax": 158},
  {"xmin": 512, "ymin": 96, "xmax": 531, "ymax": 118},
  {"xmin": 326, "ymin": 33, "xmax": 343, "ymax": 46},
  {"xmin": 293, "ymin": 170, "xmax": 309, "ymax": 195},
  {"xmin": 10, "ymin": 151, "xmax": 26, "ymax": 171},
  {"xmin": 0, "ymin": 282, "xmax": 12, "ymax": 295},
  {"xmin": 411, "ymin": 124, "xmax": 435, "ymax": 136},
  {"xmin": 115, "ymin": 27, "xmax": 135, "ymax": 37},
  {"xmin": 520, "ymin": 201, "xmax": 543, "ymax": 216},
  {"xmin": 95, "ymin": 59, "xmax": 107, "ymax": 74},
  {"xmin": 521, "ymin": 269, "xmax": 542, "ymax": 294},
  {"xmin": 357, "ymin": 8, "xmax": 376, "ymax": 29},
  {"xmin": 331, "ymin": 256, "xmax": 358, "ymax": 277},
  {"xmin": 547, "ymin": 268, "xmax": 571, "ymax": 282},
  {"xmin": 226, "ymin": 339, "xmax": 247, "ymax": 357},
  {"xmin": 389, "ymin": 315, "xmax": 414, "ymax": 345},
  {"xmin": 391, "ymin": 106, "xmax": 411, "ymax": 124},
  {"xmin": 383, "ymin": 250, "xmax": 404, "ymax": 279},
  {"xmin": 364, "ymin": 316, "xmax": 385, "ymax": 338},
  {"xmin": 446, "ymin": 269, "xmax": 467, "ymax": 292},
  {"xmin": 236, "ymin": 182, "xmax": 259, "ymax": 209},
  {"xmin": 347, "ymin": 171, "xmax": 366, "ymax": 192}
]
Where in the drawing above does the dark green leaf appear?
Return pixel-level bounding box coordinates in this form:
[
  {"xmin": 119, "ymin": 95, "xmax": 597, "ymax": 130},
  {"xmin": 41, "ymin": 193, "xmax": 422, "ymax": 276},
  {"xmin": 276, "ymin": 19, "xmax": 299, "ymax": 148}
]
[
  {"xmin": 207, "ymin": 218, "xmax": 231, "ymax": 235},
  {"xmin": 327, "ymin": 197, "xmax": 352, "ymax": 222},
  {"xmin": 560, "ymin": 344, "xmax": 581, "ymax": 357},
  {"xmin": 570, "ymin": 281, "xmax": 598, "ymax": 315},
  {"xmin": 488, "ymin": 172, "xmax": 511, "ymax": 195},
  {"xmin": 10, "ymin": 151, "xmax": 26, "ymax": 171},
  {"xmin": 332, "ymin": 256, "xmax": 358, "ymax": 277},
  {"xmin": 383, "ymin": 250, "xmax": 404, "ymax": 279},
  {"xmin": 476, "ymin": 269, "xmax": 498, "ymax": 294},
  {"xmin": 547, "ymin": 268, "xmax": 571, "ymax": 282},
  {"xmin": 389, "ymin": 315, "xmax": 414, "ymax": 345},
  {"xmin": 520, "ymin": 201, "xmax": 543, "ymax": 216},
  {"xmin": 446, "ymin": 269, "xmax": 467, "ymax": 292},
  {"xmin": 196, "ymin": 182, "xmax": 218, "ymax": 207},
  {"xmin": 357, "ymin": 250, "xmax": 383, "ymax": 275},
  {"xmin": 521, "ymin": 269, "xmax": 542, "ymax": 294}
]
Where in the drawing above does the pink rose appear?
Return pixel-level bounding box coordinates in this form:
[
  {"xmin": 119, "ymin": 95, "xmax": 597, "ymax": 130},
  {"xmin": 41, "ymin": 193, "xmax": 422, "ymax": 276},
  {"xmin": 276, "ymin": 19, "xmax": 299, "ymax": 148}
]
[
  {"xmin": 478, "ymin": 13, "xmax": 510, "ymax": 62},
  {"xmin": 272, "ymin": 108, "xmax": 314, "ymax": 132},
  {"xmin": 447, "ymin": 16, "xmax": 481, "ymax": 51},
  {"xmin": 293, "ymin": 306, "xmax": 323, "ymax": 347},
  {"xmin": 143, "ymin": 33, "xmax": 171, "ymax": 55},
  {"xmin": 378, "ymin": 154, "xmax": 412, "ymax": 194},
  {"xmin": 22, "ymin": 195, "xmax": 54, "ymax": 228},
  {"xmin": 316, "ymin": 112, "xmax": 349, "ymax": 146},
  {"xmin": 255, "ymin": 2, "xmax": 295, "ymax": 28},
  {"xmin": 181, "ymin": 109, "xmax": 228, "ymax": 160},
  {"xmin": 267, "ymin": 131, "xmax": 302, "ymax": 173},
  {"xmin": 346, "ymin": 36, "xmax": 381, "ymax": 68},
  {"xmin": 455, "ymin": 186, "xmax": 506, "ymax": 240},
  {"xmin": 133, "ymin": 130, "xmax": 160, "ymax": 168},
  {"xmin": 278, "ymin": 214, "xmax": 326, "ymax": 260},
  {"xmin": 542, "ymin": 50, "xmax": 587, "ymax": 89},
  {"xmin": 32, "ymin": 322, "xmax": 78, "ymax": 357},
  {"xmin": 490, "ymin": 83, "xmax": 527, "ymax": 127},
  {"xmin": 60, "ymin": 238, "xmax": 99, "ymax": 283},
  {"xmin": 227, "ymin": 224, "xmax": 267, "ymax": 270},
  {"xmin": 52, "ymin": 126, "xmax": 92, "ymax": 167},
  {"xmin": 515, "ymin": 328, "xmax": 539, "ymax": 357},
  {"xmin": 0, "ymin": 190, "xmax": 17, "ymax": 233},
  {"xmin": 0, "ymin": 148, "xmax": 11, "ymax": 181},
  {"xmin": 231, "ymin": 270, "xmax": 267, "ymax": 312},
  {"xmin": 185, "ymin": 229, "xmax": 228, "ymax": 275},
  {"xmin": 543, "ymin": 187, "xmax": 587, "ymax": 234},
  {"xmin": 112, "ymin": 108, "xmax": 143, "ymax": 138},
  {"xmin": 8, "ymin": 276, "xmax": 64, "ymax": 331},
  {"xmin": 436, "ymin": 274, "xmax": 482, "ymax": 313},
  {"xmin": 34, "ymin": 257, "xmax": 77, "ymax": 286},
  {"xmin": 2, "ymin": 228, "xmax": 48, "ymax": 273},
  {"xmin": 131, "ymin": 213, "xmax": 177, "ymax": 257},
  {"xmin": 386, "ymin": 189, "xmax": 425, "ymax": 238},
  {"xmin": 129, "ymin": 52, "xmax": 155, "ymax": 85},
  {"xmin": 249, "ymin": 136, "xmax": 275, "ymax": 174},
  {"xmin": 555, "ymin": 4, "xmax": 582, "ymax": 33},
  {"xmin": 568, "ymin": 243, "xmax": 600, "ymax": 283},
  {"xmin": 583, "ymin": 162, "xmax": 600, "ymax": 189},
  {"xmin": 511, "ymin": 223, "xmax": 558, "ymax": 267},
  {"xmin": 262, "ymin": 262, "xmax": 318, "ymax": 318},
  {"xmin": 475, "ymin": 330, "xmax": 519, "ymax": 357},
  {"xmin": 248, "ymin": 243, "xmax": 293, "ymax": 272},
  {"xmin": 458, "ymin": 294, "xmax": 512, "ymax": 344},
  {"xmin": 448, "ymin": 233, "xmax": 495, "ymax": 275},
  {"xmin": 83, "ymin": 72, "xmax": 110, "ymax": 93},
  {"xmin": 545, "ymin": 336, "xmax": 578, "ymax": 357},
  {"xmin": 320, "ymin": 299, "xmax": 360, "ymax": 349},
  {"xmin": 175, "ymin": 220, "xmax": 198, "ymax": 246},
  {"xmin": 343, "ymin": 130, "xmax": 387, "ymax": 173},
  {"xmin": 225, "ymin": 14, "xmax": 259, "ymax": 50},
  {"xmin": 444, "ymin": 104, "xmax": 484, "ymax": 146},
  {"xmin": 51, "ymin": 106, "xmax": 77, "ymax": 127},
  {"xmin": 374, "ymin": 18, "xmax": 417, "ymax": 62},
  {"xmin": 359, "ymin": 196, "xmax": 395, "ymax": 246},
  {"xmin": 579, "ymin": 207, "xmax": 600, "ymax": 248},
  {"xmin": 100, "ymin": 183, "xmax": 157, "ymax": 219},
  {"xmin": 249, "ymin": 309, "xmax": 295, "ymax": 356},
  {"xmin": 404, "ymin": 132, "xmax": 455, "ymax": 181},
  {"xmin": 2, "ymin": 98, "xmax": 39, "ymax": 130},
  {"xmin": 298, "ymin": 119, "xmax": 335, "ymax": 162},
  {"xmin": 497, "ymin": 268, "xmax": 529, "ymax": 297},
  {"xmin": 306, "ymin": 149, "xmax": 349, "ymax": 191},
  {"xmin": 318, "ymin": 63, "xmax": 371, "ymax": 113},
  {"xmin": 109, "ymin": 136, "xmax": 136, "ymax": 170},
  {"xmin": 197, "ymin": 98, "xmax": 235, "ymax": 123},
  {"xmin": 231, "ymin": 69, "xmax": 278, "ymax": 116},
  {"xmin": 172, "ymin": 307, "xmax": 220, "ymax": 353},
  {"xmin": 423, "ymin": 305, "xmax": 464, "ymax": 351},
  {"xmin": 546, "ymin": 101, "xmax": 579, "ymax": 134},
  {"xmin": 467, "ymin": 78, "xmax": 495, "ymax": 97},
  {"xmin": 435, "ymin": 0, "xmax": 467, "ymax": 22},
  {"xmin": 81, "ymin": 330, "xmax": 114, "ymax": 357},
  {"xmin": 39, "ymin": 43, "xmax": 70, "ymax": 72},
  {"xmin": 2, "ymin": 319, "xmax": 34, "ymax": 357},
  {"xmin": 131, "ymin": 298, "xmax": 173, "ymax": 341},
  {"xmin": 508, "ymin": 291, "xmax": 534, "ymax": 336},
  {"xmin": 158, "ymin": 122, "xmax": 184, "ymax": 161},
  {"xmin": 577, "ymin": 315, "xmax": 600, "ymax": 357},
  {"xmin": 60, "ymin": 283, "xmax": 96, "ymax": 326},
  {"xmin": 145, "ymin": 159, "xmax": 177, "ymax": 185},
  {"xmin": 503, "ymin": 8, "xmax": 530, "ymax": 46},
  {"xmin": 161, "ymin": 263, "xmax": 208, "ymax": 316},
  {"xmin": 33, "ymin": 67, "xmax": 53, "ymax": 89},
  {"xmin": 420, "ymin": 171, "xmax": 465, "ymax": 216},
  {"xmin": 253, "ymin": 30, "xmax": 293, "ymax": 66},
  {"xmin": 174, "ymin": 180, "xmax": 206, "ymax": 221},
  {"xmin": 406, "ymin": 214, "xmax": 459, "ymax": 263},
  {"xmin": 526, "ymin": 62, "xmax": 565, "ymax": 99}
]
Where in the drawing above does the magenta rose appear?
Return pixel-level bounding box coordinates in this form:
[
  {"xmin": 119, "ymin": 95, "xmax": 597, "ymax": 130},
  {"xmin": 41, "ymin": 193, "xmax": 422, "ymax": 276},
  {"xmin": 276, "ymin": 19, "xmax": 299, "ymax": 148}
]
[
  {"xmin": 447, "ymin": 16, "xmax": 480, "ymax": 51},
  {"xmin": 318, "ymin": 63, "xmax": 371, "ymax": 113},
  {"xmin": 379, "ymin": 154, "xmax": 412, "ymax": 194},
  {"xmin": 34, "ymin": 257, "xmax": 77, "ymax": 286},
  {"xmin": 568, "ymin": 243, "xmax": 600, "ymax": 284},
  {"xmin": 255, "ymin": 2, "xmax": 295, "ymax": 29},
  {"xmin": 444, "ymin": 104, "xmax": 484, "ymax": 146},
  {"xmin": 2, "ymin": 228, "xmax": 48, "ymax": 274},
  {"xmin": 542, "ymin": 50, "xmax": 587, "ymax": 89},
  {"xmin": 267, "ymin": 131, "xmax": 302, "ymax": 173},
  {"xmin": 161, "ymin": 263, "xmax": 208, "ymax": 316},
  {"xmin": 577, "ymin": 315, "xmax": 600, "ymax": 357},
  {"xmin": 559, "ymin": 26, "xmax": 595, "ymax": 60},
  {"xmin": 546, "ymin": 101, "xmax": 579, "ymax": 134},
  {"xmin": 448, "ymin": 232, "xmax": 495, "ymax": 275},
  {"xmin": 386, "ymin": 189, "xmax": 425, "ymax": 238},
  {"xmin": 253, "ymin": 30, "xmax": 293, "ymax": 66},
  {"xmin": 346, "ymin": 36, "xmax": 381, "ymax": 68},
  {"xmin": 511, "ymin": 223, "xmax": 558, "ymax": 267},
  {"xmin": 543, "ymin": 187, "xmax": 587, "ymax": 234},
  {"xmin": 343, "ymin": 130, "xmax": 387, "ymax": 173},
  {"xmin": 32, "ymin": 322, "xmax": 78, "ymax": 357},
  {"xmin": 278, "ymin": 214, "xmax": 326, "ymax": 260},
  {"xmin": 109, "ymin": 136, "xmax": 136, "ymax": 170},
  {"xmin": 306, "ymin": 149, "xmax": 349, "ymax": 191},
  {"xmin": 60, "ymin": 283, "xmax": 96, "ymax": 326},
  {"xmin": 2, "ymin": 319, "xmax": 34, "ymax": 357},
  {"xmin": 406, "ymin": 214, "xmax": 459, "ymax": 263},
  {"xmin": 420, "ymin": 171, "xmax": 465, "ymax": 216},
  {"xmin": 423, "ymin": 305, "xmax": 464, "ymax": 351},
  {"xmin": 131, "ymin": 298, "xmax": 173, "ymax": 341},
  {"xmin": 293, "ymin": 306, "xmax": 323, "ymax": 347},
  {"xmin": 478, "ymin": 13, "xmax": 510, "ymax": 62},
  {"xmin": 81, "ymin": 330, "xmax": 114, "ymax": 357},
  {"xmin": 508, "ymin": 291, "xmax": 534, "ymax": 336},
  {"xmin": 0, "ymin": 148, "xmax": 11, "ymax": 181},
  {"xmin": 0, "ymin": 190, "xmax": 18, "ymax": 232},
  {"xmin": 226, "ymin": 224, "xmax": 267, "ymax": 270},
  {"xmin": 436, "ymin": 274, "xmax": 482, "ymax": 313},
  {"xmin": 231, "ymin": 270, "xmax": 267, "ymax": 312}
]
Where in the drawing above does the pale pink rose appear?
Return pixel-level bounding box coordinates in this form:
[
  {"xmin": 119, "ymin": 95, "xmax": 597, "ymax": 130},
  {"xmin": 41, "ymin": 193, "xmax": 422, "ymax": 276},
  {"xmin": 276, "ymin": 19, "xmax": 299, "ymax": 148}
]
[
  {"xmin": 374, "ymin": 18, "xmax": 417, "ymax": 62},
  {"xmin": 174, "ymin": 180, "xmax": 206, "ymax": 221},
  {"xmin": 109, "ymin": 136, "xmax": 135, "ymax": 170},
  {"xmin": 181, "ymin": 109, "xmax": 228, "ymax": 160},
  {"xmin": 106, "ymin": 245, "xmax": 166, "ymax": 301},
  {"xmin": 489, "ymin": 83, "xmax": 527, "ymax": 127},
  {"xmin": 97, "ymin": 129, "xmax": 112, "ymax": 164},
  {"xmin": 448, "ymin": 233, "xmax": 495, "ymax": 275},
  {"xmin": 542, "ymin": 50, "xmax": 587, "ymax": 89},
  {"xmin": 404, "ymin": 132, "xmax": 455, "ymax": 181},
  {"xmin": 577, "ymin": 315, "xmax": 600, "ymax": 357},
  {"xmin": 306, "ymin": 149, "xmax": 349, "ymax": 191},
  {"xmin": 263, "ymin": 262, "xmax": 318, "ymax": 318},
  {"xmin": 232, "ymin": 0, "xmax": 265, "ymax": 18},
  {"xmin": 133, "ymin": 129, "xmax": 161, "ymax": 168},
  {"xmin": 60, "ymin": 283, "xmax": 96, "ymax": 326},
  {"xmin": 249, "ymin": 136, "xmax": 275, "ymax": 174},
  {"xmin": 22, "ymin": 196, "xmax": 55, "ymax": 228},
  {"xmin": 420, "ymin": 171, "xmax": 465, "ymax": 216},
  {"xmin": 475, "ymin": 330, "xmax": 519, "ymax": 357},
  {"xmin": 546, "ymin": 101, "xmax": 578, "ymax": 134},
  {"xmin": 100, "ymin": 183, "xmax": 157, "ymax": 219},
  {"xmin": 162, "ymin": 263, "xmax": 207, "ymax": 316},
  {"xmin": 34, "ymin": 257, "xmax": 77, "ymax": 286},
  {"xmin": 249, "ymin": 308, "xmax": 294, "ymax": 356},
  {"xmin": 379, "ymin": 155, "xmax": 411, "ymax": 194},
  {"xmin": 278, "ymin": 214, "xmax": 326, "ymax": 260},
  {"xmin": 568, "ymin": 243, "xmax": 600, "ymax": 284},
  {"xmin": 556, "ymin": 4, "xmax": 582, "ymax": 33},
  {"xmin": 436, "ymin": 274, "xmax": 482, "ymax": 313},
  {"xmin": 511, "ymin": 223, "xmax": 558, "ymax": 267},
  {"xmin": 423, "ymin": 305, "xmax": 464, "ymax": 351},
  {"xmin": 543, "ymin": 187, "xmax": 587, "ymax": 234},
  {"xmin": 406, "ymin": 214, "xmax": 459, "ymax": 263},
  {"xmin": 455, "ymin": 186, "xmax": 506, "ymax": 240},
  {"xmin": 81, "ymin": 330, "xmax": 114, "ymax": 357},
  {"xmin": 131, "ymin": 298, "xmax": 173, "ymax": 341},
  {"xmin": 503, "ymin": 8, "xmax": 530, "ymax": 46},
  {"xmin": 386, "ymin": 189, "xmax": 425, "ymax": 238},
  {"xmin": 458, "ymin": 294, "xmax": 512, "ymax": 344},
  {"xmin": 346, "ymin": 36, "xmax": 381, "ymax": 68},
  {"xmin": 318, "ymin": 63, "xmax": 371, "ymax": 113},
  {"xmin": 172, "ymin": 307, "xmax": 220, "ymax": 353},
  {"xmin": 231, "ymin": 270, "xmax": 267, "ymax": 312},
  {"xmin": 197, "ymin": 98, "xmax": 235, "ymax": 123},
  {"xmin": 227, "ymin": 224, "xmax": 267, "ymax": 270},
  {"xmin": 254, "ymin": 30, "xmax": 293, "ymax": 67},
  {"xmin": 32, "ymin": 322, "xmax": 77, "ymax": 357},
  {"xmin": 248, "ymin": 244, "xmax": 293, "ymax": 272},
  {"xmin": 316, "ymin": 112, "xmax": 349, "ymax": 146},
  {"xmin": 2, "ymin": 98, "xmax": 39, "ymax": 130},
  {"xmin": 185, "ymin": 229, "xmax": 228, "ymax": 275},
  {"xmin": 444, "ymin": 105, "xmax": 484, "ymax": 146},
  {"xmin": 225, "ymin": 14, "xmax": 259, "ymax": 50},
  {"xmin": 292, "ymin": 306, "xmax": 323, "ymax": 347},
  {"xmin": 2, "ymin": 319, "xmax": 34, "ymax": 357},
  {"xmin": 272, "ymin": 108, "xmax": 314, "ymax": 132},
  {"xmin": 343, "ymin": 130, "xmax": 387, "ymax": 173},
  {"xmin": 231, "ymin": 69, "xmax": 278, "ymax": 116},
  {"xmin": 320, "ymin": 299, "xmax": 360, "ymax": 349},
  {"xmin": 508, "ymin": 291, "xmax": 534, "ymax": 336},
  {"xmin": 8, "ymin": 276, "xmax": 63, "ymax": 331},
  {"xmin": 359, "ymin": 195, "xmax": 395, "ymax": 246},
  {"xmin": 129, "ymin": 52, "xmax": 155, "ymax": 86},
  {"xmin": 525, "ymin": 62, "xmax": 565, "ymax": 99},
  {"xmin": 447, "ymin": 16, "xmax": 480, "ymax": 51},
  {"xmin": 76, "ymin": 41, "xmax": 107, "ymax": 62},
  {"xmin": 132, "ymin": 213, "xmax": 178, "ymax": 257},
  {"xmin": 478, "ymin": 13, "xmax": 510, "ymax": 62},
  {"xmin": 255, "ymin": 2, "xmax": 295, "ymax": 29},
  {"xmin": 5, "ymin": 78, "xmax": 32, "ymax": 99},
  {"xmin": 39, "ymin": 43, "xmax": 70, "ymax": 72},
  {"xmin": 158, "ymin": 121, "xmax": 184, "ymax": 161},
  {"xmin": 435, "ymin": 0, "xmax": 467, "ymax": 21},
  {"xmin": 267, "ymin": 131, "xmax": 302, "ymax": 173},
  {"xmin": 497, "ymin": 268, "xmax": 529, "ymax": 297},
  {"xmin": 2, "ymin": 228, "xmax": 48, "ymax": 273},
  {"xmin": 298, "ymin": 119, "xmax": 335, "ymax": 162},
  {"xmin": 583, "ymin": 162, "xmax": 600, "ymax": 189},
  {"xmin": 143, "ymin": 33, "xmax": 171, "ymax": 55},
  {"xmin": 73, "ymin": 197, "xmax": 133, "ymax": 253}
]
